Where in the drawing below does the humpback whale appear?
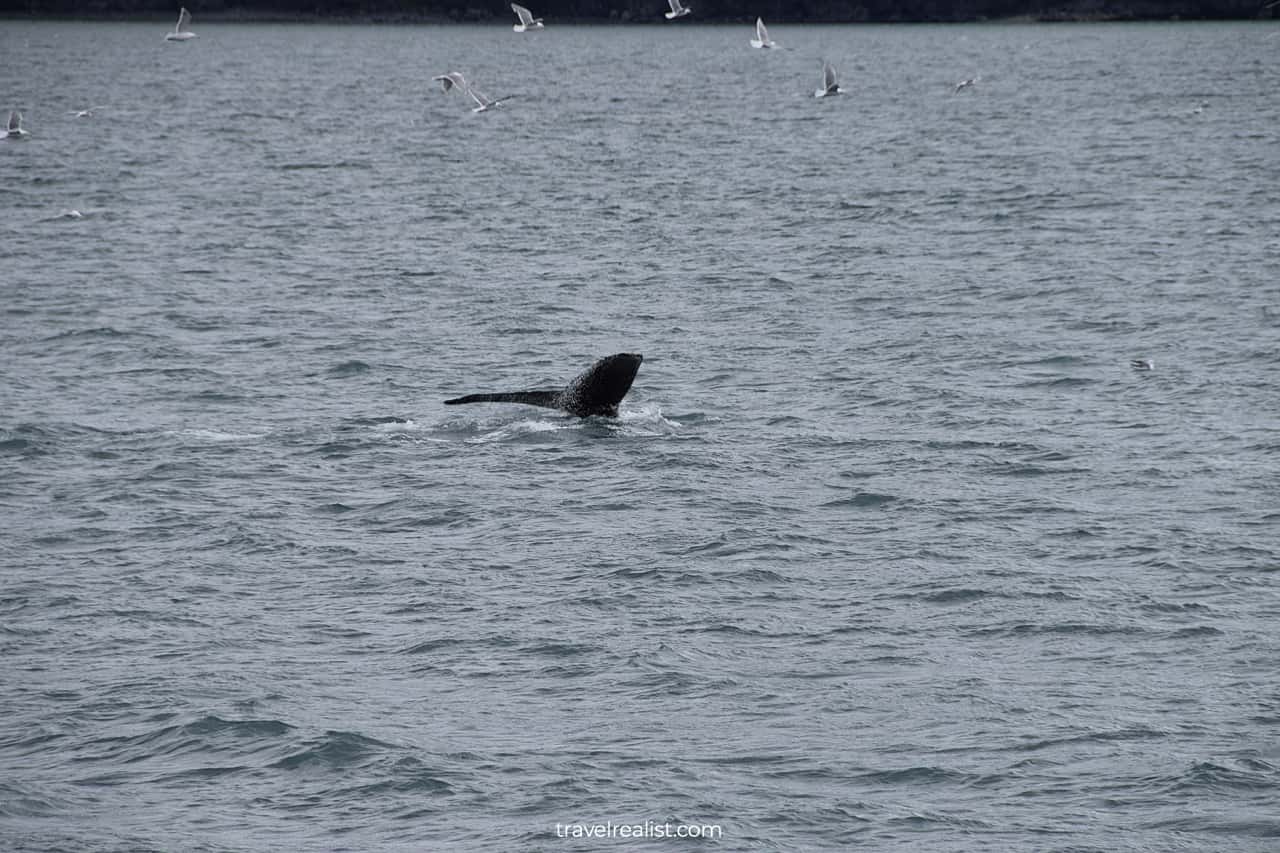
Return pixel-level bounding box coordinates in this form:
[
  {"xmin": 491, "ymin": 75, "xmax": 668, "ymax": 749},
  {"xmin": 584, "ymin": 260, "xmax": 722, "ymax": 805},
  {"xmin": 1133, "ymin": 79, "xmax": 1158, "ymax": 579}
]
[{"xmin": 445, "ymin": 353, "xmax": 643, "ymax": 418}]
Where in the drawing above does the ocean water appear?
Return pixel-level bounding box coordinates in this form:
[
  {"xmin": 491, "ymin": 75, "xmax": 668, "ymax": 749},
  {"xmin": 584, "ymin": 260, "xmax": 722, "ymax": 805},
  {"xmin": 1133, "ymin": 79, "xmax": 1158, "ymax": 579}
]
[{"xmin": 2, "ymin": 18, "xmax": 1279, "ymax": 852}]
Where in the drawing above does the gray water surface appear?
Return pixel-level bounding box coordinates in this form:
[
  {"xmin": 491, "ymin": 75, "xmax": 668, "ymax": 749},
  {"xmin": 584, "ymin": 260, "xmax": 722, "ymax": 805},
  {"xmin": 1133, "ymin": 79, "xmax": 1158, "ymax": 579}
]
[{"xmin": 3, "ymin": 19, "xmax": 1279, "ymax": 852}]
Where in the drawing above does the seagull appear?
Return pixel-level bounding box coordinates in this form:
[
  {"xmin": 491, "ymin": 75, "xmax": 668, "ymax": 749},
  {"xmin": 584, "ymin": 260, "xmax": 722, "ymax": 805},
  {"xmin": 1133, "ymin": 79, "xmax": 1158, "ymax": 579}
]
[
  {"xmin": 432, "ymin": 72, "xmax": 515, "ymax": 113},
  {"xmin": 69, "ymin": 105, "xmax": 104, "ymax": 118},
  {"xmin": 3, "ymin": 111, "xmax": 28, "ymax": 139},
  {"xmin": 466, "ymin": 88, "xmax": 517, "ymax": 113},
  {"xmin": 665, "ymin": 0, "xmax": 691, "ymax": 19},
  {"xmin": 1130, "ymin": 359, "xmax": 1154, "ymax": 371},
  {"xmin": 511, "ymin": 3, "xmax": 544, "ymax": 31},
  {"xmin": 749, "ymin": 17, "xmax": 776, "ymax": 49},
  {"xmin": 815, "ymin": 61, "xmax": 843, "ymax": 98},
  {"xmin": 954, "ymin": 77, "xmax": 978, "ymax": 94},
  {"xmin": 165, "ymin": 7, "xmax": 197, "ymax": 41},
  {"xmin": 432, "ymin": 71, "xmax": 470, "ymax": 94}
]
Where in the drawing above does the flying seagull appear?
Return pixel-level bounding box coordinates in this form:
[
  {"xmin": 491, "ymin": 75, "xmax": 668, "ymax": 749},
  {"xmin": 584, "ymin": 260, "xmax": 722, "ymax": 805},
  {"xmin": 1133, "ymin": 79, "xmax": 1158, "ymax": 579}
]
[
  {"xmin": 3, "ymin": 111, "xmax": 28, "ymax": 139},
  {"xmin": 432, "ymin": 71, "xmax": 470, "ymax": 94},
  {"xmin": 432, "ymin": 72, "xmax": 516, "ymax": 113},
  {"xmin": 750, "ymin": 17, "xmax": 776, "ymax": 49},
  {"xmin": 954, "ymin": 77, "xmax": 978, "ymax": 94},
  {"xmin": 815, "ymin": 61, "xmax": 843, "ymax": 98},
  {"xmin": 165, "ymin": 7, "xmax": 196, "ymax": 41},
  {"xmin": 511, "ymin": 3, "xmax": 544, "ymax": 31},
  {"xmin": 466, "ymin": 89, "xmax": 516, "ymax": 113}
]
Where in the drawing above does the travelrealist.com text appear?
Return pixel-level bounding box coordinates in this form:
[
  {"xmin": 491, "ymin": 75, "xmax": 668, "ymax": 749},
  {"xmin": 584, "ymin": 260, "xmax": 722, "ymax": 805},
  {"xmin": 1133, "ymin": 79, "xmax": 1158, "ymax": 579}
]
[{"xmin": 555, "ymin": 820, "xmax": 723, "ymax": 840}]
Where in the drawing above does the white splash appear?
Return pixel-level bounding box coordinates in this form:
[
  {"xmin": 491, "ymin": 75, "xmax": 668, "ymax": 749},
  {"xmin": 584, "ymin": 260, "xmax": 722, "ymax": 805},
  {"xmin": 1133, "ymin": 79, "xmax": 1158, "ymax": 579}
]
[
  {"xmin": 166, "ymin": 428, "xmax": 266, "ymax": 443},
  {"xmin": 466, "ymin": 418, "xmax": 569, "ymax": 443}
]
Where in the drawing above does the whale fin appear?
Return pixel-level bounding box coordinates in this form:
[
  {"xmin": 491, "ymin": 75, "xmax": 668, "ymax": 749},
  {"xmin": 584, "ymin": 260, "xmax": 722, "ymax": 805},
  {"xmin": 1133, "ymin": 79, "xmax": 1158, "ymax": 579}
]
[
  {"xmin": 444, "ymin": 353, "xmax": 643, "ymax": 418},
  {"xmin": 444, "ymin": 390, "xmax": 561, "ymax": 409}
]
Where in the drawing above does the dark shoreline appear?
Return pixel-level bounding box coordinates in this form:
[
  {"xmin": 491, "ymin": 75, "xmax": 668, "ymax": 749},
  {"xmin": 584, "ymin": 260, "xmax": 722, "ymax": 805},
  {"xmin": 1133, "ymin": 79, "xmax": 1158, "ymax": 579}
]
[
  {"xmin": 5, "ymin": 13, "xmax": 1277, "ymax": 22},
  {"xmin": 2, "ymin": 0, "xmax": 1276, "ymax": 25}
]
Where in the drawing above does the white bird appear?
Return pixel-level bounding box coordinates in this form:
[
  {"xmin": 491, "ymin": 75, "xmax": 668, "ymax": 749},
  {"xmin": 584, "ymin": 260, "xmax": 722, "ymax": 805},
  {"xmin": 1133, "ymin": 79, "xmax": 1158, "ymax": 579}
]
[
  {"xmin": 432, "ymin": 72, "xmax": 515, "ymax": 113},
  {"xmin": 165, "ymin": 7, "xmax": 197, "ymax": 41},
  {"xmin": 432, "ymin": 71, "xmax": 470, "ymax": 94},
  {"xmin": 511, "ymin": 3, "xmax": 544, "ymax": 31},
  {"xmin": 750, "ymin": 17, "xmax": 775, "ymax": 49},
  {"xmin": 954, "ymin": 77, "xmax": 978, "ymax": 94},
  {"xmin": 69, "ymin": 105, "xmax": 104, "ymax": 118},
  {"xmin": 815, "ymin": 61, "xmax": 843, "ymax": 98},
  {"xmin": 665, "ymin": 0, "xmax": 691, "ymax": 19},
  {"xmin": 1131, "ymin": 359, "xmax": 1154, "ymax": 371},
  {"xmin": 3, "ymin": 110, "xmax": 28, "ymax": 139},
  {"xmin": 466, "ymin": 88, "xmax": 516, "ymax": 113}
]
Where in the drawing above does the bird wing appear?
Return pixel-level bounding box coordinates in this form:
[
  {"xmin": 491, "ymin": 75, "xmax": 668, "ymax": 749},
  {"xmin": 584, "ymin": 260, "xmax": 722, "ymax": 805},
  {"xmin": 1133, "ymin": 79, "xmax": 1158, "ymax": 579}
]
[{"xmin": 433, "ymin": 72, "xmax": 468, "ymax": 94}]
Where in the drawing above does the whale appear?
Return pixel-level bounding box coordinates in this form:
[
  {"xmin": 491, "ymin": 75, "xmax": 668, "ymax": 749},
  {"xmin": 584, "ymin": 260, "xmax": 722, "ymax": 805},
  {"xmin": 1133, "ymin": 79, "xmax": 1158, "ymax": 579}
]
[{"xmin": 445, "ymin": 353, "xmax": 643, "ymax": 418}]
